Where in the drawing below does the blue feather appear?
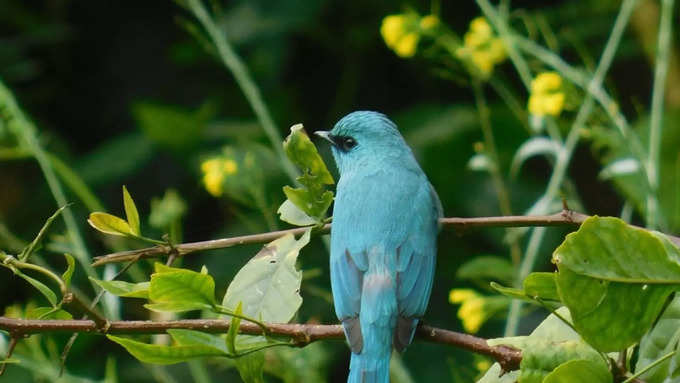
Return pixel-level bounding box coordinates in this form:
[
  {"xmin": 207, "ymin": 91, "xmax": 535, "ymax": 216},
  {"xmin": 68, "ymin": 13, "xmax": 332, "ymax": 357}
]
[{"xmin": 320, "ymin": 111, "xmax": 441, "ymax": 383}]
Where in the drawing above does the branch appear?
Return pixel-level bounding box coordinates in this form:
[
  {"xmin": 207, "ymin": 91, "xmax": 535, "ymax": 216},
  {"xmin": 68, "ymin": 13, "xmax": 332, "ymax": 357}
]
[
  {"xmin": 0, "ymin": 316, "xmax": 521, "ymax": 372},
  {"xmin": 92, "ymin": 211, "xmax": 680, "ymax": 266}
]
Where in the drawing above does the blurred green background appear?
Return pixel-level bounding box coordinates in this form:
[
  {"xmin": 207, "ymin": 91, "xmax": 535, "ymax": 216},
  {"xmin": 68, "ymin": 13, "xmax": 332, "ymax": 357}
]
[{"xmin": 1, "ymin": 0, "xmax": 678, "ymax": 381}]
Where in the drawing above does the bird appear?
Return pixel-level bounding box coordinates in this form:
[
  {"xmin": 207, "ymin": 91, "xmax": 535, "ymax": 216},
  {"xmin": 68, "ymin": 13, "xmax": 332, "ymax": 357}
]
[{"xmin": 316, "ymin": 111, "xmax": 442, "ymax": 383}]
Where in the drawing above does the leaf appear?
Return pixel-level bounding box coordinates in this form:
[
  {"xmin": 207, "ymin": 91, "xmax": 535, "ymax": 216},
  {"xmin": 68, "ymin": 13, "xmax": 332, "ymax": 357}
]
[
  {"xmin": 277, "ymin": 199, "xmax": 317, "ymax": 226},
  {"xmin": 282, "ymin": 186, "xmax": 334, "ymax": 222},
  {"xmin": 556, "ymin": 266, "xmax": 676, "ymax": 352},
  {"xmin": 26, "ymin": 307, "xmax": 73, "ymax": 320},
  {"xmin": 598, "ymin": 157, "xmax": 640, "ymax": 180},
  {"xmin": 122, "ymin": 185, "xmax": 140, "ymax": 236},
  {"xmin": 635, "ymin": 294, "xmax": 680, "ymax": 383},
  {"xmin": 61, "ymin": 253, "xmax": 76, "ymax": 288},
  {"xmin": 148, "ymin": 268, "xmax": 216, "ymax": 313},
  {"xmin": 523, "ymin": 272, "xmax": 559, "ymax": 301},
  {"xmin": 456, "ymin": 256, "xmax": 515, "ymax": 285},
  {"xmin": 283, "ymin": 124, "xmax": 333, "ymax": 185},
  {"xmin": 222, "ymin": 230, "xmax": 309, "ymax": 322},
  {"xmin": 90, "ymin": 277, "xmax": 150, "ymax": 299},
  {"xmin": 519, "ymin": 340, "xmax": 607, "ymax": 383},
  {"xmin": 19, "ymin": 204, "xmax": 70, "ymax": 261},
  {"xmin": 264, "ymin": 342, "xmax": 331, "ymax": 383},
  {"xmin": 88, "ymin": 212, "xmax": 133, "ymax": 236},
  {"xmin": 13, "ymin": 268, "xmax": 57, "ymax": 307},
  {"xmin": 542, "ymin": 359, "xmax": 612, "ymax": 383},
  {"xmin": 226, "ymin": 302, "xmax": 243, "ymax": 355},
  {"xmin": 281, "ymin": 124, "xmax": 335, "ymax": 222},
  {"xmin": 167, "ymin": 329, "xmax": 228, "ymax": 353},
  {"xmin": 149, "ymin": 189, "xmax": 187, "ymax": 230},
  {"xmin": 553, "ymin": 216, "xmax": 680, "ymax": 283},
  {"xmin": 485, "ymin": 308, "xmax": 605, "ymax": 383},
  {"xmin": 107, "ymin": 335, "xmax": 227, "ymax": 365},
  {"xmin": 510, "ymin": 137, "xmax": 562, "ymax": 176},
  {"xmin": 235, "ymin": 352, "xmax": 265, "ymax": 383},
  {"xmin": 489, "ymin": 272, "xmax": 559, "ymax": 302}
]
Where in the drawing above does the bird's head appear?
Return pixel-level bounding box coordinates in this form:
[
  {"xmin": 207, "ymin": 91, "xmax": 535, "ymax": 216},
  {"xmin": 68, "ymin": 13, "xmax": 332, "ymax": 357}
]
[{"xmin": 316, "ymin": 111, "xmax": 410, "ymax": 175}]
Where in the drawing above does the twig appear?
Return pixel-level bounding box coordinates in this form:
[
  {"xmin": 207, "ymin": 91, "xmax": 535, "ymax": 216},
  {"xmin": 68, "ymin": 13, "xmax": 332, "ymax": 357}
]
[
  {"xmin": 0, "ymin": 336, "xmax": 18, "ymax": 376},
  {"xmin": 92, "ymin": 211, "xmax": 680, "ymax": 267},
  {"xmin": 0, "ymin": 317, "xmax": 522, "ymax": 372}
]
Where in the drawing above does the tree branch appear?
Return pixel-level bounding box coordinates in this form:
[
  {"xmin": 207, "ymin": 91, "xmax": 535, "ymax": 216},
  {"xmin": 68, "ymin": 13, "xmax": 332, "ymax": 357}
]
[
  {"xmin": 0, "ymin": 316, "xmax": 521, "ymax": 372},
  {"xmin": 92, "ymin": 210, "xmax": 680, "ymax": 267}
]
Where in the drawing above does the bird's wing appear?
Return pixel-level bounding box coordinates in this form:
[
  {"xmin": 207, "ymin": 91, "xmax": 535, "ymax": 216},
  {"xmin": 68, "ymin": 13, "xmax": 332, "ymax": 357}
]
[
  {"xmin": 330, "ymin": 244, "xmax": 367, "ymax": 353},
  {"xmin": 393, "ymin": 181, "xmax": 441, "ymax": 351}
]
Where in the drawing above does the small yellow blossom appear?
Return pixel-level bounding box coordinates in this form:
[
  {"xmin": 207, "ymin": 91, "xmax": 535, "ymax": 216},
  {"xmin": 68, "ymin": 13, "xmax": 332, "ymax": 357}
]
[
  {"xmin": 449, "ymin": 288, "xmax": 487, "ymax": 333},
  {"xmin": 456, "ymin": 17, "xmax": 506, "ymax": 79},
  {"xmin": 528, "ymin": 72, "xmax": 566, "ymax": 117},
  {"xmin": 201, "ymin": 158, "xmax": 239, "ymax": 197},
  {"xmin": 449, "ymin": 288, "xmax": 477, "ymax": 303},
  {"xmin": 420, "ymin": 15, "xmax": 439, "ymax": 30},
  {"xmin": 381, "ymin": 15, "xmax": 407, "ymax": 48},
  {"xmin": 475, "ymin": 358, "xmax": 492, "ymax": 372},
  {"xmin": 381, "ymin": 13, "xmax": 439, "ymax": 58}
]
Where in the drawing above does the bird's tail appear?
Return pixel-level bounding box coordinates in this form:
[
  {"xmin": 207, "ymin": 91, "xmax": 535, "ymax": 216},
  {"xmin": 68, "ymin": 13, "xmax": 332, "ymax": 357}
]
[{"xmin": 348, "ymin": 349, "xmax": 391, "ymax": 383}]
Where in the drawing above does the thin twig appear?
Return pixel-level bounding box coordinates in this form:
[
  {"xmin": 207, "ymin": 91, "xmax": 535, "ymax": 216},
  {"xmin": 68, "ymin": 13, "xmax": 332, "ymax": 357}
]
[
  {"xmin": 0, "ymin": 317, "xmax": 522, "ymax": 372},
  {"xmin": 0, "ymin": 336, "xmax": 18, "ymax": 376},
  {"xmin": 92, "ymin": 211, "xmax": 680, "ymax": 267}
]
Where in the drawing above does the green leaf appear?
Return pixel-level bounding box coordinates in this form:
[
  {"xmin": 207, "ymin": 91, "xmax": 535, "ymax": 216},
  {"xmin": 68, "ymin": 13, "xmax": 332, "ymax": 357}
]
[
  {"xmin": 542, "ymin": 359, "xmax": 612, "ymax": 383},
  {"xmin": 456, "ymin": 255, "xmax": 515, "ymax": 285},
  {"xmin": 486, "ymin": 308, "xmax": 605, "ymax": 383},
  {"xmin": 26, "ymin": 307, "xmax": 73, "ymax": 320},
  {"xmin": 280, "ymin": 124, "xmax": 335, "ymax": 223},
  {"xmin": 235, "ymin": 352, "xmax": 265, "ymax": 383},
  {"xmin": 226, "ymin": 302, "xmax": 243, "ymax": 355},
  {"xmin": 277, "ymin": 199, "xmax": 317, "ymax": 226},
  {"xmin": 167, "ymin": 329, "xmax": 228, "ymax": 354},
  {"xmin": 264, "ymin": 342, "xmax": 331, "ymax": 383},
  {"xmin": 282, "ymin": 186, "xmax": 334, "ymax": 222},
  {"xmin": 90, "ymin": 277, "xmax": 150, "ymax": 299},
  {"xmin": 19, "ymin": 204, "xmax": 69, "ymax": 261},
  {"xmin": 122, "ymin": 185, "xmax": 141, "ymax": 236},
  {"xmin": 556, "ymin": 266, "xmax": 676, "ymax": 352},
  {"xmin": 107, "ymin": 335, "xmax": 227, "ymax": 365},
  {"xmin": 283, "ymin": 124, "xmax": 333, "ymax": 185},
  {"xmin": 635, "ymin": 294, "xmax": 680, "ymax": 383},
  {"xmin": 523, "ymin": 272, "xmax": 559, "ymax": 301},
  {"xmin": 13, "ymin": 268, "xmax": 57, "ymax": 307},
  {"xmin": 222, "ymin": 230, "xmax": 309, "ymax": 322},
  {"xmin": 489, "ymin": 272, "xmax": 559, "ymax": 302},
  {"xmin": 61, "ymin": 253, "xmax": 76, "ymax": 288},
  {"xmin": 553, "ymin": 216, "xmax": 680, "ymax": 283},
  {"xmin": 148, "ymin": 268, "xmax": 216, "ymax": 313},
  {"xmin": 519, "ymin": 340, "xmax": 607, "ymax": 383},
  {"xmin": 149, "ymin": 189, "xmax": 187, "ymax": 230},
  {"xmin": 88, "ymin": 212, "xmax": 133, "ymax": 236}
]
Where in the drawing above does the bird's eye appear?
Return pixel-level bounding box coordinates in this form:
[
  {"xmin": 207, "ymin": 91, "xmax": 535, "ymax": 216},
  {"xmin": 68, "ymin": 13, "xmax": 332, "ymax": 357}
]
[{"xmin": 341, "ymin": 136, "xmax": 357, "ymax": 151}]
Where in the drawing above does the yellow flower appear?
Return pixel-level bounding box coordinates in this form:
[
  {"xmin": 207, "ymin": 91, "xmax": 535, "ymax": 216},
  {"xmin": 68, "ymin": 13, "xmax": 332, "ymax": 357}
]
[
  {"xmin": 528, "ymin": 72, "xmax": 566, "ymax": 117},
  {"xmin": 420, "ymin": 15, "xmax": 439, "ymax": 30},
  {"xmin": 381, "ymin": 15, "xmax": 407, "ymax": 48},
  {"xmin": 456, "ymin": 16, "xmax": 506, "ymax": 79},
  {"xmin": 201, "ymin": 158, "xmax": 238, "ymax": 197},
  {"xmin": 475, "ymin": 358, "xmax": 492, "ymax": 372},
  {"xmin": 449, "ymin": 288, "xmax": 488, "ymax": 333},
  {"xmin": 381, "ymin": 13, "xmax": 437, "ymax": 58},
  {"xmin": 449, "ymin": 288, "xmax": 477, "ymax": 303}
]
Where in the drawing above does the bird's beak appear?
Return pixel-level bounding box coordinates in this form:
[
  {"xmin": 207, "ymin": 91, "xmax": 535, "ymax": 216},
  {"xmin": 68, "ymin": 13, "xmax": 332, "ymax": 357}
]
[{"xmin": 315, "ymin": 130, "xmax": 336, "ymax": 146}]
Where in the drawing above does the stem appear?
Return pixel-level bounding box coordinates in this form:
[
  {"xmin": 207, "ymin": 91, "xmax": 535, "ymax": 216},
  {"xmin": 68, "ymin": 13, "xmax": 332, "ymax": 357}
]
[
  {"xmin": 646, "ymin": 0, "xmax": 675, "ymax": 229},
  {"xmin": 184, "ymin": 0, "xmax": 298, "ymax": 184},
  {"xmin": 501, "ymin": 0, "xmax": 639, "ymax": 336},
  {"xmin": 622, "ymin": 351, "xmax": 675, "ymax": 383},
  {"xmin": 0, "ymin": 317, "xmax": 522, "ymax": 372},
  {"xmin": 0, "ymin": 80, "xmax": 101, "ymax": 287},
  {"xmin": 471, "ymin": 80, "xmax": 522, "ymax": 265}
]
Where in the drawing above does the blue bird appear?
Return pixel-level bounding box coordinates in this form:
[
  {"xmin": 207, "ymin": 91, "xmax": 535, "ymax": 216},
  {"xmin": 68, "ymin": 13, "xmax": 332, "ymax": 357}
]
[{"xmin": 316, "ymin": 111, "xmax": 441, "ymax": 383}]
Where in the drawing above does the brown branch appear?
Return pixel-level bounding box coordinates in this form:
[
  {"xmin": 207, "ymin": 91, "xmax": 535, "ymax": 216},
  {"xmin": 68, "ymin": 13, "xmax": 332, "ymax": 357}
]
[
  {"xmin": 91, "ymin": 211, "xmax": 680, "ymax": 267},
  {"xmin": 0, "ymin": 316, "xmax": 522, "ymax": 372}
]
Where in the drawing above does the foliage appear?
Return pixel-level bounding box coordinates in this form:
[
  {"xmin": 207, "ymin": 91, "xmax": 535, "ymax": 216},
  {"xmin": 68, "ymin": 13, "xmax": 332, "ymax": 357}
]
[{"xmin": 1, "ymin": 0, "xmax": 679, "ymax": 382}]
